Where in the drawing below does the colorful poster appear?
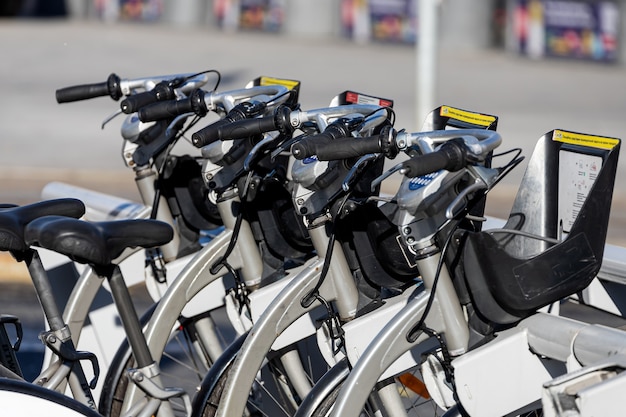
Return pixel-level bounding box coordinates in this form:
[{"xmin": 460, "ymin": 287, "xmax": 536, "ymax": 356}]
[
  {"xmin": 543, "ymin": 0, "xmax": 619, "ymax": 61},
  {"xmin": 214, "ymin": 0, "xmax": 285, "ymax": 32},
  {"xmin": 370, "ymin": 0, "xmax": 417, "ymax": 43},
  {"xmin": 513, "ymin": 0, "xmax": 620, "ymax": 62},
  {"xmin": 95, "ymin": 0, "xmax": 163, "ymax": 22},
  {"xmin": 341, "ymin": 0, "xmax": 417, "ymax": 43}
]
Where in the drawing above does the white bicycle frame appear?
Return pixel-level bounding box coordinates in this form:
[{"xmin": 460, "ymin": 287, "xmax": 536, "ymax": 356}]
[{"xmin": 328, "ymin": 131, "xmax": 626, "ymax": 417}]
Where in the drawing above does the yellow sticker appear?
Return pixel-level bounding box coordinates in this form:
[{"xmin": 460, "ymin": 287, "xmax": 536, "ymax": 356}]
[
  {"xmin": 259, "ymin": 76, "xmax": 300, "ymax": 90},
  {"xmin": 552, "ymin": 129, "xmax": 619, "ymax": 150},
  {"xmin": 439, "ymin": 105, "xmax": 496, "ymax": 127}
]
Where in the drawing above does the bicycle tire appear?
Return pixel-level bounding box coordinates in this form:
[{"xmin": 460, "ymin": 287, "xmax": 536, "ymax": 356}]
[
  {"xmin": 195, "ymin": 335, "xmax": 327, "ymax": 417},
  {"xmin": 0, "ymin": 377, "xmax": 102, "ymax": 417}
]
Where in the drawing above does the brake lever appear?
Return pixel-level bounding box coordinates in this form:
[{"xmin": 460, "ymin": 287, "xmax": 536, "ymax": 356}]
[
  {"xmin": 445, "ymin": 180, "xmax": 487, "ymax": 220},
  {"xmin": 165, "ymin": 112, "xmax": 194, "ymax": 138},
  {"xmin": 342, "ymin": 153, "xmax": 380, "ymax": 192},
  {"xmin": 243, "ymin": 131, "xmax": 281, "ymax": 171},
  {"xmin": 101, "ymin": 108, "xmax": 123, "ymax": 129},
  {"xmin": 370, "ymin": 161, "xmax": 404, "ymax": 193},
  {"xmin": 270, "ymin": 134, "xmax": 300, "ymax": 161}
]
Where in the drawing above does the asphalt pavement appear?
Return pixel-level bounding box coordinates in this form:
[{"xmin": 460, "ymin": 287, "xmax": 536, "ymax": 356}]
[{"xmin": 1, "ymin": 18, "xmax": 626, "ymax": 249}]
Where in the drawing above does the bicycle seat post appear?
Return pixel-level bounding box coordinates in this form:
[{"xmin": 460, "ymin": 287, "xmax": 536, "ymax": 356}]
[
  {"xmin": 24, "ymin": 215, "xmax": 188, "ymax": 416},
  {"xmin": 93, "ymin": 263, "xmax": 153, "ymax": 368},
  {"xmin": 22, "ymin": 249, "xmax": 66, "ymax": 332},
  {"xmin": 26, "ymin": 247, "xmax": 99, "ymax": 411}
]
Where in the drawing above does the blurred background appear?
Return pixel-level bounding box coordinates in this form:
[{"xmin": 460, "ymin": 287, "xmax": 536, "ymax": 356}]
[{"xmin": 0, "ymin": 0, "xmax": 623, "ymax": 62}]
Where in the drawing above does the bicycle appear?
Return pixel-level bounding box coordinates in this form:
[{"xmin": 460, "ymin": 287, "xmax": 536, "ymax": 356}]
[
  {"xmin": 52, "ymin": 70, "xmax": 299, "ymax": 276},
  {"xmin": 100, "ymin": 76, "xmax": 309, "ymax": 417},
  {"xmin": 40, "ymin": 71, "xmax": 302, "ymax": 408},
  {"xmin": 45, "ymin": 70, "xmax": 221, "ymax": 382},
  {"xmin": 290, "ymin": 126, "xmax": 624, "ymax": 416},
  {"xmin": 0, "ymin": 197, "xmax": 217, "ymax": 416}
]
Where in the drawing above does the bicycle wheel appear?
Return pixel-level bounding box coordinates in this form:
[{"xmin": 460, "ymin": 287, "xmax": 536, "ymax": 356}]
[
  {"xmin": 196, "ymin": 334, "xmax": 329, "ymax": 417},
  {"xmin": 100, "ymin": 308, "xmax": 235, "ymax": 417}
]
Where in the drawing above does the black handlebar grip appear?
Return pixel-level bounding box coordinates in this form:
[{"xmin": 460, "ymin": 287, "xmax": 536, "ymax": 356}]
[
  {"xmin": 121, "ymin": 90, "xmax": 160, "ymax": 114},
  {"xmin": 291, "ymin": 132, "xmax": 335, "ymax": 160},
  {"xmin": 401, "ymin": 141, "xmax": 467, "ymax": 178},
  {"xmin": 313, "ymin": 136, "xmax": 382, "ymax": 161},
  {"xmin": 55, "ymin": 73, "xmax": 122, "ymax": 103},
  {"xmin": 217, "ymin": 116, "xmax": 279, "ymax": 141},
  {"xmin": 291, "ymin": 120, "xmax": 368, "ymax": 160},
  {"xmin": 56, "ymin": 82, "xmax": 109, "ymax": 103},
  {"xmin": 138, "ymin": 99, "xmax": 194, "ymax": 122},
  {"xmin": 191, "ymin": 118, "xmax": 232, "ymax": 148},
  {"xmin": 191, "ymin": 103, "xmax": 256, "ymax": 148}
]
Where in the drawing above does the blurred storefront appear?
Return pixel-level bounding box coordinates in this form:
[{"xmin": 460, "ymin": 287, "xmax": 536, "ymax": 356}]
[
  {"xmin": 3, "ymin": 0, "xmax": 623, "ymax": 63},
  {"xmin": 507, "ymin": 0, "xmax": 621, "ymax": 62},
  {"xmin": 340, "ymin": 0, "xmax": 417, "ymax": 43}
]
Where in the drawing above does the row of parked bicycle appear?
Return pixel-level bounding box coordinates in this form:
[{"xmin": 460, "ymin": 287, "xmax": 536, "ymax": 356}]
[{"xmin": 1, "ymin": 69, "xmax": 625, "ymax": 417}]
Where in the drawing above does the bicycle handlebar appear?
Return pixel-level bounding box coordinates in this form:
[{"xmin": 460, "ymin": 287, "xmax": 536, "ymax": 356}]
[
  {"xmin": 398, "ymin": 129, "xmax": 501, "ymax": 177},
  {"xmin": 201, "ymin": 103, "xmax": 388, "ymax": 150},
  {"xmin": 298, "ymin": 135, "xmax": 383, "ymax": 161},
  {"xmin": 56, "ymin": 73, "xmax": 122, "ymax": 103},
  {"xmin": 190, "ymin": 101, "xmax": 270, "ymax": 147},
  {"xmin": 55, "ymin": 71, "xmax": 210, "ymax": 104},
  {"xmin": 401, "ymin": 140, "xmax": 467, "ymax": 178},
  {"xmin": 139, "ymin": 83, "xmax": 293, "ymax": 123},
  {"xmin": 120, "ymin": 82, "xmax": 176, "ymax": 114},
  {"xmin": 138, "ymin": 89, "xmax": 205, "ymax": 122},
  {"xmin": 291, "ymin": 122, "xmax": 396, "ymax": 161},
  {"xmin": 192, "ymin": 105, "xmax": 293, "ymax": 147}
]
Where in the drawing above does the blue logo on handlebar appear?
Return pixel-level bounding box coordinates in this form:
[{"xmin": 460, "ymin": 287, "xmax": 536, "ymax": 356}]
[
  {"xmin": 303, "ymin": 156, "xmax": 318, "ymax": 164},
  {"xmin": 408, "ymin": 172, "xmax": 439, "ymax": 190}
]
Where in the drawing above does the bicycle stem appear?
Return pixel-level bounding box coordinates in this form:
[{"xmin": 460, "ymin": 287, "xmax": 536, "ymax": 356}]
[
  {"xmin": 415, "ymin": 250, "xmax": 469, "ymax": 355},
  {"xmin": 214, "ymin": 189, "xmax": 264, "ymax": 287},
  {"xmin": 133, "ymin": 165, "xmax": 181, "ymax": 261},
  {"xmin": 307, "ymin": 217, "xmax": 359, "ymax": 321}
]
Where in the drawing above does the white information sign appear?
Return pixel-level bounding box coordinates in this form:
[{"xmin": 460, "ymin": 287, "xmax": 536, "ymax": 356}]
[{"xmin": 558, "ymin": 149, "xmax": 602, "ymax": 234}]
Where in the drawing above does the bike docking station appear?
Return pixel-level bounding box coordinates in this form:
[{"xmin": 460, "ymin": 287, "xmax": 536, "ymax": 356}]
[
  {"xmin": 448, "ymin": 130, "xmax": 626, "ymax": 416},
  {"xmin": 20, "ymin": 63, "xmax": 626, "ymax": 415}
]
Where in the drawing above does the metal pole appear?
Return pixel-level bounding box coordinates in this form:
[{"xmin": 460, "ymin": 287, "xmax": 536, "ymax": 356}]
[{"xmin": 417, "ymin": 0, "xmax": 438, "ymax": 128}]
